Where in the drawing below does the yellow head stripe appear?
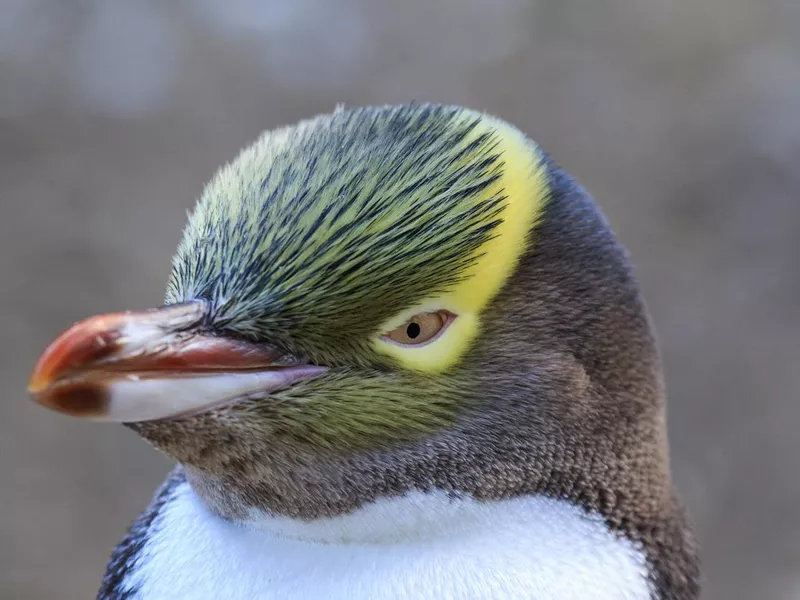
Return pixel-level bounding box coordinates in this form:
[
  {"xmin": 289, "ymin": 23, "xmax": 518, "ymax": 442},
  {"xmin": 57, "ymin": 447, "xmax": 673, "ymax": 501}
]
[{"xmin": 372, "ymin": 113, "xmax": 548, "ymax": 372}]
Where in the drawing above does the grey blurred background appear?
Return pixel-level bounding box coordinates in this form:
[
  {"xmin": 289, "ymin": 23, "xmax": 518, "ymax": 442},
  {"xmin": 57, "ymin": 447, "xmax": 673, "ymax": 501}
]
[{"xmin": 1, "ymin": 0, "xmax": 798, "ymax": 598}]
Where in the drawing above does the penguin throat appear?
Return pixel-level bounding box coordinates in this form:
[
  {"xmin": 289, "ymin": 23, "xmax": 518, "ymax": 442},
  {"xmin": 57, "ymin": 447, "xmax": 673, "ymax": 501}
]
[{"xmin": 129, "ymin": 479, "xmax": 655, "ymax": 600}]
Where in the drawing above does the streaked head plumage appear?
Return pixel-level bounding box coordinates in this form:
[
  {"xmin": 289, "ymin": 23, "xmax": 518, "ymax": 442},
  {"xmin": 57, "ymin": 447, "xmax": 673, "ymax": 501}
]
[{"xmin": 167, "ymin": 104, "xmax": 547, "ymax": 372}]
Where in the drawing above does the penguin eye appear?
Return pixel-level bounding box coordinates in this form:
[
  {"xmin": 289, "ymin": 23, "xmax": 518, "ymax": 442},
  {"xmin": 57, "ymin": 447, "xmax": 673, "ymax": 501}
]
[{"xmin": 383, "ymin": 311, "xmax": 451, "ymax": 346}]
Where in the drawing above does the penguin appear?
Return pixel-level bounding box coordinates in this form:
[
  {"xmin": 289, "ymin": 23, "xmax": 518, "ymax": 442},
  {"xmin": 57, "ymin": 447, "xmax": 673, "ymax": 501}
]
[{"xmin": 29, "ymin": 104, "xmax": 700, "ymax": 600}]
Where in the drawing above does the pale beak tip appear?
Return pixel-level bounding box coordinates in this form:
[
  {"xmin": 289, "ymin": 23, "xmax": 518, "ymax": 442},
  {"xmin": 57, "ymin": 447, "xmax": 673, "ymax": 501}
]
[{"xmin": 28, "ymin": 315, "xmax": 127, "ymax": 396}]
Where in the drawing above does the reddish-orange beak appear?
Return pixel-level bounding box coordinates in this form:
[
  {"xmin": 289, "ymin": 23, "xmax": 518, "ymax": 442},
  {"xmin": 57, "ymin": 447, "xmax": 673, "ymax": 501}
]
[{"xmin": 29, "ymin": 301, "xmax": 325, "ymax": 422}]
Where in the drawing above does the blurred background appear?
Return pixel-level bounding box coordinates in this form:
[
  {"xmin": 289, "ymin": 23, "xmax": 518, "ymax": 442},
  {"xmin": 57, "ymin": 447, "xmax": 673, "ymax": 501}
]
[{"xmin": 1, "ymin": 0, "xmax": 798, "ymax": 598}]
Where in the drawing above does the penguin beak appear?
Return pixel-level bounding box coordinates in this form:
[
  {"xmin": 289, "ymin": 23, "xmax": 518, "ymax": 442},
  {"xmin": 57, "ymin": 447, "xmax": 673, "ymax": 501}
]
[{"xmin": 28, "ymin": 301, "xmax": 325, "ymax": 423}]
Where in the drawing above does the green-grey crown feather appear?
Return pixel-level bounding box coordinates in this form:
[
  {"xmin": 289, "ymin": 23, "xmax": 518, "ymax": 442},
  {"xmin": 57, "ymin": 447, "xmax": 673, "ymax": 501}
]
[{"xmin": 166, "ymin": 104, "xmax": 508, "ymax": 360}]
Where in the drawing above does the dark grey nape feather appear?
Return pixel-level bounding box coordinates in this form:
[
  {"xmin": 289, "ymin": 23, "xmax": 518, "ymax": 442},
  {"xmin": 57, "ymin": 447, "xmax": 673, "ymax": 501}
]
[
  {"xmin": 96, "ymin": 469, "xmax": 186, "ymax": 600},
  {"xmin": 535, "ymin": 154, "xmax": 701, "ymax": 599}
]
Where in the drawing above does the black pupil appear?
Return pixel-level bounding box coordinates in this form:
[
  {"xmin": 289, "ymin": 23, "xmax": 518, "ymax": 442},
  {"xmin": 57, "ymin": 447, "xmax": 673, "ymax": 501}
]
[{"xmin": 406, "ymin": 322, "xmax": 422, "ymax": 339}]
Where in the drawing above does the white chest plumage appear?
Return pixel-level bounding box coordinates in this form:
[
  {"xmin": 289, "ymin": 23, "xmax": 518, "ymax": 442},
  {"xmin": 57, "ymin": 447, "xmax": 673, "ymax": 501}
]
[{"xmin": 122, "ymin": 480, "xmax": 652, "ymax": 600}]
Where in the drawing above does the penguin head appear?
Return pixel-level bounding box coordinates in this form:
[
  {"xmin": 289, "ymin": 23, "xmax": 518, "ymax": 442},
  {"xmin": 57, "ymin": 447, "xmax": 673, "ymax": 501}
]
[{"xmin": 30, "ymin": 104, "xmax": 669, "ymax": 519}]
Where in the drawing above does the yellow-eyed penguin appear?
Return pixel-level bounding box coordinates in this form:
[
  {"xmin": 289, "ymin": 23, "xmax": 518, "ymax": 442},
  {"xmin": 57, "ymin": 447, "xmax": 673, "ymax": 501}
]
[{"xmin": 29, "ymin": 104, "xmax": 700, "ymax": 600}]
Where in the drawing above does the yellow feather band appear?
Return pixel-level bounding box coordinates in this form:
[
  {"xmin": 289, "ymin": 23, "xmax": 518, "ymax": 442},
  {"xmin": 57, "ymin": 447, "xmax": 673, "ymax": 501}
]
[{"xmin": 372, "ymin": 113, "xmax": 548, "ymax": 372}]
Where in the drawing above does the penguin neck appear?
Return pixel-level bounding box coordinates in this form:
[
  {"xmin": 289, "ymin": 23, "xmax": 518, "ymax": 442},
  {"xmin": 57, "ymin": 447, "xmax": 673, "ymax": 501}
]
[
  {"xmin": 133, "ymin": 473, "xmax": 655, "ymax": 600},
  {"xmin": 189, "ymin": 466, "xmax": 632, "ymax": 546},
  {"xmin": 240, "ymin": 487, "xmax": 601, "ymax": 546}
]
